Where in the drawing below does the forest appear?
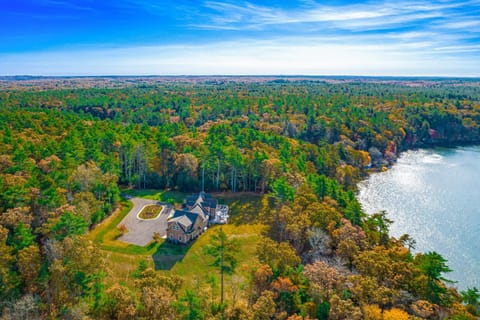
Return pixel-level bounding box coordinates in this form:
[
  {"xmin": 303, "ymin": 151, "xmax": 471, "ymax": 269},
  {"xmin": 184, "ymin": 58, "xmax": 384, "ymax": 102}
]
[{"xmin": 0, "ymin": 77, "xmax": 479, "ymax": 319}]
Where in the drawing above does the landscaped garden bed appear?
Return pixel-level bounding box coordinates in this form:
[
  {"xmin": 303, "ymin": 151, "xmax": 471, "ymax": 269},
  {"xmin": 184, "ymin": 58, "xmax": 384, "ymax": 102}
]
[{"xmin": 138, "ymin": 205, "xmax": 162, "ymax": 219}]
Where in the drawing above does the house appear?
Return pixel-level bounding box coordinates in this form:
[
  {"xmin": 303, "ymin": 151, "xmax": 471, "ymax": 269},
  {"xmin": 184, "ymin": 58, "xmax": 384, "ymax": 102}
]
[
  {"xmin": 166, "ymin": 192, "xmax": 229, "ymax": 244},
  {"xmin": 167, "ymin": 210, "xmax": 207, "ymax": 244},
  {"xmin": 185, "ymin": 192, "xmax": 217, "ymax": 217},
  {"xmin": 185, "ymin": 192, "xmax": 230, "ymax": 224}
]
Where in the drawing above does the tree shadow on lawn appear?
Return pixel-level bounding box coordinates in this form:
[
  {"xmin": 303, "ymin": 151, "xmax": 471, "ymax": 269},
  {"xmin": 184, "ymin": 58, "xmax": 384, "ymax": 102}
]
[{"xmin": 152, "ymin": 241, "xmax": 191, "ymax": 270}]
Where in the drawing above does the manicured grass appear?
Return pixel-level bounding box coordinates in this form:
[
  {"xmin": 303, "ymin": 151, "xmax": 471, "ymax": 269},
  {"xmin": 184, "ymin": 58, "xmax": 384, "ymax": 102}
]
[
  {"xmin": 102, "ymin": 251, "xmax": 151, "ymax": 287},
  {"xmin": 90, "ymin": 190, "xmax": 266, "ymax": 290},
  {"xmin": 101, "ymin": 224, "xmax": 265, "ymax": 288},
  {"xmin": 213, "ymin": 192, "xmax": 264, "ymax": 224},
  {"xmin": 157, "ymin": 224, "xmax": 266, "ymax": 286},
  {"xmin": 88, "ymin": 199, "xmax": 162, "ymax": 256},
  {"xmin": 99, "ymin": 240, "xmax": 160, "ymax": 255},
  {"xmin": 122, "ymin": 189, "xmax": 186, "ymax": 203},
  {"xmin": 138, "ymin": 204, "xmax": 162, "ymax": 219},
  {"xmin": 88, "ymin": 199, "xmax": 160, "ymax": 286},
  {"xmin": 89, "ymin": 200, "xmax": 133, "ymax": 245}
]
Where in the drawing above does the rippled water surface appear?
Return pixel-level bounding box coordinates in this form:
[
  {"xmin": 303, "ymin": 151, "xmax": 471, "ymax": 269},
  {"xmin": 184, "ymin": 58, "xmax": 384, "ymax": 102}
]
[{"xmin": 358, "ymin": 146, "xmax": 480, "ymax": 290}]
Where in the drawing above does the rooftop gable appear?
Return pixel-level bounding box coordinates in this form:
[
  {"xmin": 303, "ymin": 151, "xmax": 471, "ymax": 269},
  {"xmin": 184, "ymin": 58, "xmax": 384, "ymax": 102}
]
[
  {"xmin": 186, "ymin": 192, "xmax": 217, "ymax": 209},
  {"xmin": 169, "ymin": 210, "xmax": 199, "ymax": 233},
  {"xmin": 189, "ymin": 204, "xmax": 208, "ymax": 220}
]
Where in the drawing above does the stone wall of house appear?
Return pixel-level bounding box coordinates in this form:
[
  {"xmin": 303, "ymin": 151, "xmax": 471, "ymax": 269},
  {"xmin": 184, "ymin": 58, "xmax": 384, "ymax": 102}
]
[{"xmin": 167, "ymin": 224, "xmax": 189, "ymax": 244}]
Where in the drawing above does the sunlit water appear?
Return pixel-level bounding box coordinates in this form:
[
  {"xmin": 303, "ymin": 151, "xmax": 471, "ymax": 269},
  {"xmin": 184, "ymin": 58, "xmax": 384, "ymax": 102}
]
[{"xmin": 358, "ymin": 146, "xmax": 480, "ymax": 290}]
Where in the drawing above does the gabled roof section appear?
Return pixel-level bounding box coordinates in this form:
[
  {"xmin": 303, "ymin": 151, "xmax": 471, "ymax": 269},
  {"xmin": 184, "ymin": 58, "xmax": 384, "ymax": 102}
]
[
  {"xmin": 186, "ymin": 192, "xmax": 217, "ymax": 209},
  {"xmin": 185, "ymin": 194, "xmax": 198, "ymax": 207},
  {"xmin": 169, "ymin": 210, "xmax": 199, "ymax": 233},
  {"xmin": 170, "ymin": 215, "xmax": 192, "ymax": 229},
  {"xmin": 189, "ymin": 204, "xmax": 208, "ymax": 220}
]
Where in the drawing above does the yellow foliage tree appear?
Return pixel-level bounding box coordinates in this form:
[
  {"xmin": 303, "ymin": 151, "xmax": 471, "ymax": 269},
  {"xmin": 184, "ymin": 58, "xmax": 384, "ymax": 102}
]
[
  {"xmin": 362, "ymin": 304, "xmax": 382, "ymax": 320},
  {"xmin": 383, "ymin": 308, "xmax": 409, "ymax": 320}
]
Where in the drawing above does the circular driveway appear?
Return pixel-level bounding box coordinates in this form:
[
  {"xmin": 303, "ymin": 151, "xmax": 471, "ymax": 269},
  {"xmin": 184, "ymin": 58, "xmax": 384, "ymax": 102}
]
[{"xmin": 118, "ymin": 197, "xmax": 172, "ymax": 246}]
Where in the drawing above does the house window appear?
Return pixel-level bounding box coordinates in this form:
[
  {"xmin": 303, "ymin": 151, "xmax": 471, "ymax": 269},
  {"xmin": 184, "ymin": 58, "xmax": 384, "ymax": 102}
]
[{"xmin": 179, "ymin": 236, "xmax": 182, "ymax": 241}]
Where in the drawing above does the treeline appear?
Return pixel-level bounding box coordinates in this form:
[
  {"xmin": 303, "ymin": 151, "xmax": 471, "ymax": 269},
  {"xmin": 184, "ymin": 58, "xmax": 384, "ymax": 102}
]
[
  {"xmin": 0, "ymin": 79, "xmax": 479, "ymax": 319},
  {"xmin": 3, "ymin": 81, "xmax": 479, "ymax": 193}
]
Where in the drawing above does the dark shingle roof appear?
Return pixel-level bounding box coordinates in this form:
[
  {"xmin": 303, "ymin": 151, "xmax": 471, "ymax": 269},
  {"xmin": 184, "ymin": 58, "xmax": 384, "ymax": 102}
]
[
  {"xmin": 169, "ymin": 210, "xmax": 199, "ymax": 233},
  {"xmin": 185, "ymin": 192, "xmax": 217, "ymax": 209},
  {"xmin": 190, "ymin": 203, "xmax": 207, "ymax": 215}
]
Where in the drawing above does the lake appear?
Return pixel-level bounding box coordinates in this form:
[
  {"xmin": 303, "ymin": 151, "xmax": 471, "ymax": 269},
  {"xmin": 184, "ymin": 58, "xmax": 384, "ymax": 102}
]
[{"xmin": 357, "ymin": 146, "xmax": 480, "ymax": 290}]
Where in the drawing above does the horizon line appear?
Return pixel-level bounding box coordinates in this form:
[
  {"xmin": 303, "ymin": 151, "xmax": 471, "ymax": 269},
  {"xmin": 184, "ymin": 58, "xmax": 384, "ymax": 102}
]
[{"xmin": 2, "ymin": 74, "xmax": 480, "ymax": 79}]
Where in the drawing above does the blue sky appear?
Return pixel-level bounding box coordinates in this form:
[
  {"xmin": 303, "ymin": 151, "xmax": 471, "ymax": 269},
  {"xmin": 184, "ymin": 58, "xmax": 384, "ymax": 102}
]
[{"xmin": 1, "ymin": 0, "xmax": 479, "ymax": 76}]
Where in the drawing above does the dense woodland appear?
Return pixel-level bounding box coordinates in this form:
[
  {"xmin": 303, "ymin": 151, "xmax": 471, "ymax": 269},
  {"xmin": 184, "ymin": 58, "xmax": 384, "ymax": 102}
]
[{"xmin": 1, "ymin": 77, "xmax": 480, "ymax": 319}]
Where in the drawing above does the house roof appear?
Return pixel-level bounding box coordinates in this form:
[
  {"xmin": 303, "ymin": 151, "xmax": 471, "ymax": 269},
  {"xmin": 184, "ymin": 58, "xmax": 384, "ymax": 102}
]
[
  {"xmin": 169, "ymin": 210, "xmax": 199, "ymax": 233},
  {"xmin": 170, "ymin": 215, "xmax": 192, "ymax": 229},
  {"xmin": 186, "ymin": 192, "xmax": 217, "ymax": 209},
  {"xmin": 189, "ymin": 204, "xmax": 208, "ymax": 220},
  {"xmin": 168, "ymin": 192, "xmax": 226, "ymax": 239}
]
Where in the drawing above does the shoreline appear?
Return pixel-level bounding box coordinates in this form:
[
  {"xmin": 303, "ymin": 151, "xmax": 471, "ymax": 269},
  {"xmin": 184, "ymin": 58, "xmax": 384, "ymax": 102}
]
[{"xmin": 357, "ymin": 145, "xmax": 480, "ymax": 290}]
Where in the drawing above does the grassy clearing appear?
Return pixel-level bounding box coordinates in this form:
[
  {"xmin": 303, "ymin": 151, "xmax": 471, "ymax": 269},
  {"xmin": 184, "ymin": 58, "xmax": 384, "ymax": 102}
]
[
  {"xmin": 90, "ymin": 190, "xmax": 266, "ymax": 290},
  {"xmin": 213, "ymin": 192, "xmax": 263, "ymax": 224},
  {"xmin": 102, "ymin": 251, "xmax": 149, "ymax": 287},
  {"xmin": 138, "ymin": 204, "xmax": 162, "ymax": 219},
  {"xmin": 88, "ymin": 199, "xmax": 160, "ymax": 286},
  {"xmin": 100, "ymin": 223, "xmax": 265, "ymax": 288},
  {"xmin": 88, "ymin": 199, "xmax": 162, "ymax": 256},
  {"xmin": 89, "ymin": 200, "xmax": 132, "ymax": 244},
  {"xmin": 156, "ymin": 224, "xmax": 266, "ymax": 286},
  {"xmin": 122, "ymin": 189, "xmax": 186, "ymax": 203}
]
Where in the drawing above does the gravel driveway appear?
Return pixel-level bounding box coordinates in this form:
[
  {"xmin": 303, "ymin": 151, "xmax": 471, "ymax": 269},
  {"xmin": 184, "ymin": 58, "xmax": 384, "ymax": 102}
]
[{"xmin": 118, "ymin": 197, "xmax": 172, "ymax": 246}]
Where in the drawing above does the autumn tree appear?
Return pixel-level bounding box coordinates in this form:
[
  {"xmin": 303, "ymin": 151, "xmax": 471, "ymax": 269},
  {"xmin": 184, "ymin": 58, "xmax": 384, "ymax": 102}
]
[
  {"xmin": 383, "ymin": 308, "xmax": 410, "ymax": 320},
  {"xmin": 141, "ymin": 286, "xmax": 177, "ymax": 320},
  {"xmin": 362, "ymin": 304, "xmax": 383, "ymax": 320},
  {"xmin": 304, "ymin": 261, "xmax": 340, "ymax": 301},
  {"xmin": 256, "ymin": 238, "xmax": 300, "ymax": 275},
  {"xmin": 249, "ymin": 264, "xmax": 274, "ymax": 303},
  {"xmin": 101, "ymin": 284, "xmax": 137, "ymax": 320},
  {"xmin": 328, "ymin": 294, "xmax": 362, "ymax": 320},
  {"xmin": 17, "ymin": 245, "xmax": 41, "ymax": 294},
  {"xmin": 252, "ymin": 290, "xmax": 276, "ymax": 320},
  {"xmin": 332, "ymin": 218, "xmax": 367, "ymax": 269},
  {"xmin": 0, "ymin": 226, "xmax": 19, "ymax": 301}
]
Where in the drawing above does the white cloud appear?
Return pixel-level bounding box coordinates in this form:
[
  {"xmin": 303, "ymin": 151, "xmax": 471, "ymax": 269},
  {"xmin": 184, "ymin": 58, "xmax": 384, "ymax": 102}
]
[
  {"xmin": 1, "ymin": 38, "xmax": 478, "ymax": 76},
  {"xmin": 2, "ymin": 0, "xmax": 479, "ymax": 77},
  {"xmin": 441, "ymin": 20, "xmax": 480, "ymax": 29},
  {"xmin": 193, "ymin": 0, "xmax": 470, "ymax": 31}
]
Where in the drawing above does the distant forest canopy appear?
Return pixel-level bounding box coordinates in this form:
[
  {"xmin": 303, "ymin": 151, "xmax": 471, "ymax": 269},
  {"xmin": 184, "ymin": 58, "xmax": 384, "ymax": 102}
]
[
  {"xmin": 1, "ymin": 78, "xmax": 480, "ymax": 195},
  {"xmin": 0, "ymin": 78, "xmax": 479, "ymax": 319}
]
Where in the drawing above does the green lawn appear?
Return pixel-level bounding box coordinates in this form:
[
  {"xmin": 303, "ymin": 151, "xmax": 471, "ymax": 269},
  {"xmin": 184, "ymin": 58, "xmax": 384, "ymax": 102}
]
[
  {"xmin": 88, "ymin": 199, "xmax": 162, "ymax": 256},
  {"xmin": 122, "ymin": 189, "xmax": 186, "ymax": 203},
  {"xmin": 90, "ymin": 190, "xmax": 266, "ymax": 289},
  {"xmin": 88, "ymin": 199, "xmax": 160, "ymax": 286},
  {"xmin": 214, "ymin": 192, "xmax": 263, "ymax": 224},
  {"xmin": 90, "ymin": 200, "xmax": 133, "ymax": 245},
  {"xmin": 154, "ymin": 224, "xmax": 265, "ymax": 288}
]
